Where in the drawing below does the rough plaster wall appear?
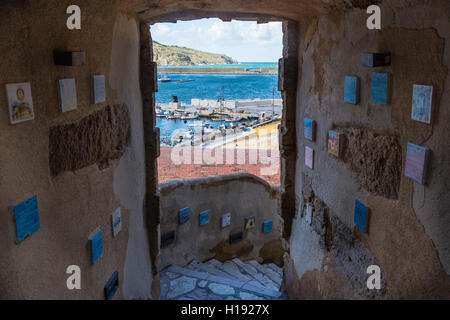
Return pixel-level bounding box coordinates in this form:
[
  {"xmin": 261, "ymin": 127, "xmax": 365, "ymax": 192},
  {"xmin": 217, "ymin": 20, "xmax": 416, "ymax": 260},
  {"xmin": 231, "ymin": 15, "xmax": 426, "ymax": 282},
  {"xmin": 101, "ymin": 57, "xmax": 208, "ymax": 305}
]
[
  {"xmin": 158, "ymin": 174, "xmax": 283, "ymax": 270},
  {"xmin": 0, "ymin": 1, "xmax": 152, "ymax": 299},
  {"xmin": 110, "ymin": 13, "xmax": 153, "ymax": 299},
  {"xmin": 290, "ymin": 0, "xmax": 450, "ymax": 299}
]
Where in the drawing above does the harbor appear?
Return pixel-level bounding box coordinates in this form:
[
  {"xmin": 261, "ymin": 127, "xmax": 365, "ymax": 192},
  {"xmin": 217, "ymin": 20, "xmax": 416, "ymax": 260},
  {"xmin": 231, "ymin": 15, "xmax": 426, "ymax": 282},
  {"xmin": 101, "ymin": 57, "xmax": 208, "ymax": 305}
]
[{"xmin": 156, "ymin": 97, "xmax": 282, "ymax": 147}]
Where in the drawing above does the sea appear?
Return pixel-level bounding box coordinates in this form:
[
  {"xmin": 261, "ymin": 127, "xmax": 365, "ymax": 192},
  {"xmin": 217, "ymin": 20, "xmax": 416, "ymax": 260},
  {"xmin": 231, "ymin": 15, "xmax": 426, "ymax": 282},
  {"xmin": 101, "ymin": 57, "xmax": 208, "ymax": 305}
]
[{"xmin": 156, "ymin": 63, "xmax": 281, "ymax": 141}]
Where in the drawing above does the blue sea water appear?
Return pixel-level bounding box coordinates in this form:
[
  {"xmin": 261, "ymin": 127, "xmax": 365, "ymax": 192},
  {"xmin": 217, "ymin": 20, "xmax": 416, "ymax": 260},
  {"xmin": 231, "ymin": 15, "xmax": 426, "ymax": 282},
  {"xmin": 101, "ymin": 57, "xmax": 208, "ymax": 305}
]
[{"xmin": 155, "ymin": 73, "xmax": 281, "ymax": 104}]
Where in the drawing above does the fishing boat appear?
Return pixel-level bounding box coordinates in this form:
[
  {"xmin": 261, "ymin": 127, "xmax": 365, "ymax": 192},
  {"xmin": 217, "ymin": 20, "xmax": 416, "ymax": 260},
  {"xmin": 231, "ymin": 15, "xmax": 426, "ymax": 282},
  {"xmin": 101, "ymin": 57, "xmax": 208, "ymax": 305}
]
[
  {"xmin": 166, "ymin": 111, "xmax": 181, "ymax": 119},
  {"xmin": 158, "ymin": 75, "xmax": 172, "ymax": 82},
  {"xmin": 180, "ymin": 112, "xmax": 199, "ymax": 120}
]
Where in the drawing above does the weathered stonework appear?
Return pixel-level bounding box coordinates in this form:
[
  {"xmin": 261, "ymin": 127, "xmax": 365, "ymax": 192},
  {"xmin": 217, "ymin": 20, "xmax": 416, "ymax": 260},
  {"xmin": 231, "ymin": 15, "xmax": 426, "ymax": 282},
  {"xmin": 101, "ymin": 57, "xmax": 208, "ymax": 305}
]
[
  {"xmin": 49, "ymin": 104, "xmax": 130, "ymax": 176},
  {"xmin": 337, "ymin": 126, "xmax": 402, "ymax": 199}
]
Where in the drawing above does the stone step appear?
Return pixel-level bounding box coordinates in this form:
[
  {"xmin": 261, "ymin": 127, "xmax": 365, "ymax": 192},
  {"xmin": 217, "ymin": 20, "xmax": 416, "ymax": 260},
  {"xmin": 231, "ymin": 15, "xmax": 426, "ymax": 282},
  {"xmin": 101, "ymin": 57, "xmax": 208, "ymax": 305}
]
[
  {"xmin": 266, "ymin": 263, "xmax": 283, "ymax": 277},
  {"xmin": 247, "ymin": 260, "xmax": 282, "ymax": 287},
  {"xmin": 231, "ymin": 258, "xmax": 279, "ymax": 291},
  {"xmin": 165, "ymin": 265, "xmax": 283, "ymax": 299},
  {"xmin": 206, "ymin": 260, "xmax": 253, "ymax": 283},
  {"xmin": 186, "ymin": 260, "xmax": 234, "ymax": 279}
]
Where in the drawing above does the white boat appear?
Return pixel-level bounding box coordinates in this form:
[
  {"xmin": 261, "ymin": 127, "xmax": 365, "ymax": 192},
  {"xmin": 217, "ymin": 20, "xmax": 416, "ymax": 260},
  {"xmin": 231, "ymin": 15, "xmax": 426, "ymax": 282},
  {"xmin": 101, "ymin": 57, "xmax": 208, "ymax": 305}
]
[
  {"xmin": 158, "ymin": 75, "xmax": 172, "ymax": 82},
  {"xmin": 180, "ymin": 112, "xmax": 199, "ymax": 120}
]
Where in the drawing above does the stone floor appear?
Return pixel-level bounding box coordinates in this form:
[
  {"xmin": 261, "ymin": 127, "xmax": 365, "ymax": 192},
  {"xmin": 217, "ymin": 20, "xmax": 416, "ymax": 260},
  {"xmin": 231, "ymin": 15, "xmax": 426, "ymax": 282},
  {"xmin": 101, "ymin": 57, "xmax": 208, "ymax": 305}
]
[{"xmin": 159, "ymin": 258, "xmax": 287, "ymax": 300}]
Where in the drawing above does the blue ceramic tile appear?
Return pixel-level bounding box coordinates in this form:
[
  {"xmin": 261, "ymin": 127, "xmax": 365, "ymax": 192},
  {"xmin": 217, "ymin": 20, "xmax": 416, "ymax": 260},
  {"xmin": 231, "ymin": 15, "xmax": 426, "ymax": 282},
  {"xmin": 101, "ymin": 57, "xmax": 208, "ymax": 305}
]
[
  {"xmin": 90, "ymin": 229, "xmax": 103, "ymax": 264},
  {"xmin": 179, "ymin": 207, "xmax": 190, "ymax": 224},
  {"xmin": 14, "ymin": 196, "xmax": 40, "ymax": 243},
  {"xmin": 263, "ymin": 221, "xmax": 273, "ymax": 233},
  {"xmin": 354, "ymin": 199, "xmax": 368, "ymax": 233},
  {"xmin": 344, "ymin": 76, "xmax": 358, "ymax": 104},
  {"xmin": 371, "ymin": 72, "xmax": 389, "ymax": 104},
  {"xmin": 199, "ymin": 210, "xmax": 210, "ymax": 226}
]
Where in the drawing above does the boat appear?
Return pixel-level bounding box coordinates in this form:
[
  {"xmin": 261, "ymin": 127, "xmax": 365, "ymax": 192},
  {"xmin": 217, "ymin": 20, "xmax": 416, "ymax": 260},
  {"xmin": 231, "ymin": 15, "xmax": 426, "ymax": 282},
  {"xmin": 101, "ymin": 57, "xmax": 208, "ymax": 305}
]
[
  {"xmin": 158, "ymin": 75, "xmax": 172, "ymax": 82},
  {"xmin": 166, "ymin": 111, "xmax": 181, "ymax": 119},
  {"xmin": 180, "ymin": 112, "xmax": 199, "ymax": 120}
]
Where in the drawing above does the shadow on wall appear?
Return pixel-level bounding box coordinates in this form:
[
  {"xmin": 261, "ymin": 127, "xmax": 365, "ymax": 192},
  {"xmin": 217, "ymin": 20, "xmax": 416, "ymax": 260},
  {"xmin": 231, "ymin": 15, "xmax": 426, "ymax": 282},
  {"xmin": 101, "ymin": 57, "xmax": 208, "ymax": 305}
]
[{"xmin": 157, "ymin": 173, "xmax": 284, "ymax": 270}]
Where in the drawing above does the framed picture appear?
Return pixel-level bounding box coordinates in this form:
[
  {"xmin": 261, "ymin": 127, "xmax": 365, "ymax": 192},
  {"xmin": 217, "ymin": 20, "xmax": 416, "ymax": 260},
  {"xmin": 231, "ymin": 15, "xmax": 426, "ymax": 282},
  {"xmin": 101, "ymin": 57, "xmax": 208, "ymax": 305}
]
[
  {"xmin": 304, "ymin": 118, "xmax": 315, "ymax": 141},
  {"xmin": 371, "ymin": 72, "xmax": 390, "ymax": 104},
  {"xmin": 328, "ymin": 130, "xmax": 342, "ymax": 157},
  {"xmin": 57, "ymin": 78, "xmax": 77, "ymax": 112},
  {"xmin": 344, "ymin": 76, "xmax": 359, "ymax": 104},
  {"xmin": 5, "ymin": 82, "xmax": 35, "ymax": 124},
  {"xmin": 404, "ymin": 142, "xmax": 428, "ymax": 184},
  {"xmin": 92, "ymin": 75, "xmax": 106, "ymax": 104},
  {"xmin": 411, "ymin": 84, "xmax": 433, "ymax": 124},
  {"xmin": 221, "ymin": 213, "xmax": 231, "ymax": 228},
  {"xmin": 199, "ymin": 210, "xmax": 210, "ymax": 226},
  {"xmin": 305, "ymin": 146, "xmax": 314, "ymax": 169},
  {"xmin": 245, "ymin": 216, "xmax": 256, "ymax": 230}
]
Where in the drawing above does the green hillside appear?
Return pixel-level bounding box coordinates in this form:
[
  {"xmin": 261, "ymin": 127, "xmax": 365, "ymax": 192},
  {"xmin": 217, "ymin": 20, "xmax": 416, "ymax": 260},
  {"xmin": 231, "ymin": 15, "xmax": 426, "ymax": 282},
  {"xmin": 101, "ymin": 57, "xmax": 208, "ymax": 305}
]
[{"xmin": 153, "ymin": 41, "xmax": 238, "ymax": 66}]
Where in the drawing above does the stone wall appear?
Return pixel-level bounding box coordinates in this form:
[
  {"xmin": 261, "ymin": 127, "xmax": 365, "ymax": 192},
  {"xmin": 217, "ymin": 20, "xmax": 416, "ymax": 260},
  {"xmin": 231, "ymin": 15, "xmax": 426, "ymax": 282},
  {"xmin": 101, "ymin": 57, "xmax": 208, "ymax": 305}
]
[
  {"xmin": 0, "ymin": 1, "xmax": 153, "ymax": 299},
  {"xmin": 288, "ymin": 0, "xmax": 450, "ymax": 299},
  {"xmin": 157, "ymin": 174, "xmax": 283, "ymax": 270}
]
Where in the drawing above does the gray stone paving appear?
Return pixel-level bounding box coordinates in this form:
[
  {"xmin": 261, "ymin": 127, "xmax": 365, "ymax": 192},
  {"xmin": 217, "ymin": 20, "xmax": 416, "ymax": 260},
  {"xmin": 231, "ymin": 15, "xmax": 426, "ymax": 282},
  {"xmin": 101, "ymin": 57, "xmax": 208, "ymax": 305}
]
[{"xmin": 159, "ymin": 258, "xmax": 287, "ymax": 300}]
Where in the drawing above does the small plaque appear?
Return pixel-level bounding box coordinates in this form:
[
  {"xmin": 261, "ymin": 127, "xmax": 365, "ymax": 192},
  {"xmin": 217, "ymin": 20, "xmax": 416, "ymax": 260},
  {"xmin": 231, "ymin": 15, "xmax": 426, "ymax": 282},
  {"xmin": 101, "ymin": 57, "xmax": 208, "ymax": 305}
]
[
  {"xmin": 13, "ymin": 196, "xmax": 40, "ymax": 243},
  {"xmin": 104, "ymin": 271, "xmax": 119, "ymax": 300},
  {"xmin": 111, "ymin": 208, "xmax": 122, "ymax": 237},
  {"xmin": 92, "ymin": 75, "xmax": 106, "ymax": 104},
  {"xmin": 304, "ymin": 118, "xmax": 315, "ymax": 141},
  {"xmin": 371, "ymin": 72, "xmax": 390, "ymax": 104},
  {"xmin": 344, "ymin": 76, "xmax": 359, "ymax": 104},
  {"xmin": 229, "ymin": 231, "xmax": 243, "ymax": 244},
  {"xmin": 57, "ymin": 78, "xmax": 77, "ymax": 112},
  {"xmin": 354, "ymin": 199, "xmax": 369, "ymax": 233},
  {"xmin": 411, "ymin": 84, "xmax": 433, "ymax": 124},
  {"xmin": 305, "ymin": 204, "xmax": 313, "ymax": 225},
  {"xmin": 161, "ymin": 229, "xmax": 175, "ymax": 248},
  {"xmin": 179, "ymin": 207, "xmax": 190, "ymax": 224},
  {"xmin": 245, "ymin": 216, "xmax": 256, "ymax": 230},
  {"xmin": 328, "ymin": 130, "xmax": 342, "ymax": 157},
  {"xmin": 263, "ymin": 221, "xmax": 273, "ymax": 233},
  {"xmin": 88, "ymin": 228, "xmax": 103, "ymax": 264},
  {"xmin": 199, "ymin": 210, "xmax": 210, "ymax": 226},
  {"xmin": 362, "ymin": 53, "xmax": 391, "ymax": 67},
  {"xmin": 5, "ymin": 82, "xmax": 35, "ymax": 125},
  {"xmin": 53, "ymin": 51, "xmax": 86, "ymax": 66},
  {"xmin": 305, "ymin": 146, "xmax": 314, "ymax": 169},
  {"xmin": 404, "ymin": 142, "xmax": 428, "ymax": 184},
  {"xmin": 221, "ymin": 213, "xmax": 231, "ymax": 228}
]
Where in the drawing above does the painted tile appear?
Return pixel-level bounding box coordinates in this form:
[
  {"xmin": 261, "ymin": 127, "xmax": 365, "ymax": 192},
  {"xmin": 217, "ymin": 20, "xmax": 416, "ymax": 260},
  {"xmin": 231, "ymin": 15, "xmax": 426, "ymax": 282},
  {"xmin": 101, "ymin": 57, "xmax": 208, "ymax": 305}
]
[
  {"xmin": 371, "ymin": 72, "xmax": 390, "ymax": 104},
  {"xmin": 14, "ymin": 195, "xmax": 40, "ymax": 243},
  {"xmin": 263, "ymin": 221, "xmax": 273, "ymax": 233},
  {"xmin": 179, "ymin": 207, "xmax": 190, "ymax": 224},
  {"xmin": 305, "ymin": 146, "xmax": 314, "ymax": 169},
  {"xmin": 111, "ymin": 207, "xmax": 122, "ymax": 237},
  {"xmin": 411, "ymin": 84, "xmax": 433, "ymax": 124},
  {"xmin": 89, "ymin": 228, "xmax": 103, "ymax": 264},
  {"xmin": 5, "ymin": 82, "xmax": 35, "ymax": 124},
  {"xmin": 199, "ymin": 210, "xmax": 210, "ymax": 226},
  {"xmin": 245, "ymin": 216, "xmax": 256, "ymax": 230},
  {"xmin": 404, "ymin": 142, "xmax": 428, "ymax": 184},
  {"xmin": 344, "ymin": 76, "xmax": 359, "ymax": 104},
  {"xmin": 57, "ymin": 78, "xmax": 77, "ymax": 112},
  {"xmin": 354, "ymin": 199, "xmax": 368, "ymax": 233},
  {"xmin": 93, "ymin": 75, "xmax": 106, "ymax": 104},
  {"xmin": 221, "ymin": 213, "xmax": 231, "ymax": 228},
  {"xmin": 328, "ymin": 130, "xmax": 342, "ymax": 157},
  {"xmin": 304, "ymin": 118, "xmax": 315, "ymax": 141}
]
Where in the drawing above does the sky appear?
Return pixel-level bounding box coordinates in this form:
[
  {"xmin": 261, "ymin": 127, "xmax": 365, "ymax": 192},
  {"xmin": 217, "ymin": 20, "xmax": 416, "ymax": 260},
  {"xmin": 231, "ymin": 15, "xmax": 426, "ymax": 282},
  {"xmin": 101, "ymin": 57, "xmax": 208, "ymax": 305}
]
[{"xmin": 151, "ymin": 18, "xmax": 283, "ymax": 62}]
